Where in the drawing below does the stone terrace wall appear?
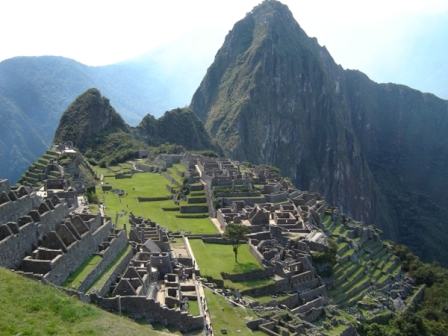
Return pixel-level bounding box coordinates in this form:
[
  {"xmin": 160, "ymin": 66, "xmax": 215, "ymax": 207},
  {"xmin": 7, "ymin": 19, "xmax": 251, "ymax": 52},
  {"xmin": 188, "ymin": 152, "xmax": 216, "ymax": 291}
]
[
  {"xmin": 180, "ymin": 205, "xmax": 208, "ymax": 213},
  {"xmin": 0, "ymin": 180, "xmax": 9, "ymax": 193},
  {"xmin": 92, "ymin": 295, "xmax": 204, "ymax": 332},
  {"xmin": 0, "ymin": 201, "xmax": 70, "ymax": 269},
  {"xmin": 241, "ymin": 278, "xmax": 289, "ymax": 296},
  {"xmin": 78, "ymin": 231, "xmax": 128, "ymax": 292},
  {"xmin": 0, "ymin": 192, "xmax": 40, "ymax": 224},
  {"xmin": 44, "ymin": 220, "xmax": 113, "ymax": 285},
  {"xmin": 0, "ymin": 220, "xmax": 38, "ymax": 268},
  {"xmin": 221, "ymin": 267, "xmax": 274, "ymax": 282},
  {"xmin": 37, "ymin": 202, "xmax": 70, "ymax": 237},
  {"xmin": 95, "ymin": 247, "xmax": 134, "ymax": 296}
]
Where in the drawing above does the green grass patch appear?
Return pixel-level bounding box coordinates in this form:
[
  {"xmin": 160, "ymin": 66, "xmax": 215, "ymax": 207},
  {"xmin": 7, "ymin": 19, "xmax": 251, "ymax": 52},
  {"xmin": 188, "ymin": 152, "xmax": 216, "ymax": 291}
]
[
  {"xmin": 64, "ymin": 255, "xmax": 102, "ymax": 289},
  {"xmin": 167, "ymin": 165, "xmax": 185, "ymax": 185},
  {"xmin": 88, "ymin": 245, "xmax": 132, "ymax": 293},
  {"xmin": 187, "ymin": 300, "xmax": 200, "ymax": 316},
  {"xmin": 172, "ymin": 163, "xmax": 187, "ymax": 173},
  {"xmin": 95, "ymin": 168, "xmax": 216, "ymax": 234},
  {"xmin": 205, "ymin": 288, "xmax": 264, "ymax": 335},
  {"xmin": 190, "ymin": 240, "xmax": 273, "ymax": 291}
]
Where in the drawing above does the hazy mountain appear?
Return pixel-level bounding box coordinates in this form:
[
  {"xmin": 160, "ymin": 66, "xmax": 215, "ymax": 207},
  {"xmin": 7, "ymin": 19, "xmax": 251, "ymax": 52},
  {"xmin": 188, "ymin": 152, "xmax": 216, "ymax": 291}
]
[
  {"xmin": 0, "ymin": 55, "xmax": 195, "ymax": 182},
  {"xmin": 191, "ymin": 0, "xmax": 448, "ymax": 264}
]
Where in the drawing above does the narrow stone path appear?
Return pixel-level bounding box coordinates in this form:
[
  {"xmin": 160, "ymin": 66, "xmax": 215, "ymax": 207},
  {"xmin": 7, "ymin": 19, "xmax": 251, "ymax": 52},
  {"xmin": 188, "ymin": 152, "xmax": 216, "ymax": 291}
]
[{"xmin": 210, "ymin": 218, "xmax": 224, "ymax": 234}]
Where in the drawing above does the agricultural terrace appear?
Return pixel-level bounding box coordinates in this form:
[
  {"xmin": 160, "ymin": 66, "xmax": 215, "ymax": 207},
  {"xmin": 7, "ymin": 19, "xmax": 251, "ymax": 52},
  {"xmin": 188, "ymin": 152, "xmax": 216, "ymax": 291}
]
[
  {"xmin": 322, "ymin": 214, "xmax": 402, "ymax": 307},
  {"xmin": 94, "ymin": 164, "xmax": 217, "ymax": 234}
]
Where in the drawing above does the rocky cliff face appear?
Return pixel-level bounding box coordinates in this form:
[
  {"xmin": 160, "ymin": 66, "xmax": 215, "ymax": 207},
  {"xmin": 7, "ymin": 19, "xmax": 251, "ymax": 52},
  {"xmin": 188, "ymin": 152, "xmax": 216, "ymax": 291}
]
[{"xmin": 191, "ymin": 0, "xmax": 448, "ymax": 263}]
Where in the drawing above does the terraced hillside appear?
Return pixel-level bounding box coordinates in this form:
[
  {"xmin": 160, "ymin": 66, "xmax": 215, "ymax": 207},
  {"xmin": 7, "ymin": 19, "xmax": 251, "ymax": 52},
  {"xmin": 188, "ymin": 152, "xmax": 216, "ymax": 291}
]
[
  {"xmin": 18, "ymin": 149, "xmax": 60, "ymax": 187},
  {"xmin": 321, "ymin": 212, "xmax": 411, "ymax": 322},
  {"xmin": 18, "ymin": 146, "xmax": 96, "ymax": 190},
  {"xmin": 94, "ymin": 163, "xmax": 216, "ymax": 234}
]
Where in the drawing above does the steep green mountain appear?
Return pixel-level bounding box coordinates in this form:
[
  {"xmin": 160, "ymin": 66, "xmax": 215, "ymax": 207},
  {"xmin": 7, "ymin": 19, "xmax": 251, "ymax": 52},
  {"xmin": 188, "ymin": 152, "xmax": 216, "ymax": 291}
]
[
  {"xmin": 54, "ymin": 88, "xmax": 128, "ymax": 152},
  {"xmin": 0, "ymin": 55, "xmax": 193, "ymax": 182},
  {"xmin": 53, "ymin": 89, "xmax": 215, "ymax": 166},
  {"xmin": 137, "ymin": 107, "xmax": 215, "ymax": 150},
  {"xmin": 191, "ymin": 0, "xmax": 448, "ymax": 264},
  {"xmin": 53, "ymin": 88, "xmax": 143, "ymax": 166}
]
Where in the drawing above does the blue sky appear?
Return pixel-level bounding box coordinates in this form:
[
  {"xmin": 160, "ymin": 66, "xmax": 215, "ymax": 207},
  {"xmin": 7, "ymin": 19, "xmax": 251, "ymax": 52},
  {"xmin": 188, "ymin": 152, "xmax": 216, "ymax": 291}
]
[{"xmin": 0, "ymin": 0, "xmax": 447, "ymax": 98}]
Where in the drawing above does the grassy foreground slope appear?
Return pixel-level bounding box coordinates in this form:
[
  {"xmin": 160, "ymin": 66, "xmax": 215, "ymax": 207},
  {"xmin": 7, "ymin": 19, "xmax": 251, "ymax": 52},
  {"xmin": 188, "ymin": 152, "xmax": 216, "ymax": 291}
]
[{"xmin": 0, "ymin": 268, "xmax": 169, "ymax": 336}]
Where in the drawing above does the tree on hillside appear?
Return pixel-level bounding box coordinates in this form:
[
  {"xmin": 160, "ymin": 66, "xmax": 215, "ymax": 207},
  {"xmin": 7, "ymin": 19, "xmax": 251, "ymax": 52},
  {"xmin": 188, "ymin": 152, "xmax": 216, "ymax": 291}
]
[{"xmin": 225, "ymin": 223, "xmax": 249, "ymax": 263}]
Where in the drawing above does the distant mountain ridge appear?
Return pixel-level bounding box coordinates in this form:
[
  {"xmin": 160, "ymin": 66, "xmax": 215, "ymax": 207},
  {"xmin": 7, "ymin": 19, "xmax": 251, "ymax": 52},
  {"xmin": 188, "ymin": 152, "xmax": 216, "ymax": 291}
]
[
  {"xmin": 0, "ymin": 55, "xmax": 193, "ymax": 182},
  {"xmin": 191, "ymin": 0, "xmax": 448, "ymax": 264},
  {"xmin": 53, "ymin": 89, "xmax": 215, "ymax": 166}
]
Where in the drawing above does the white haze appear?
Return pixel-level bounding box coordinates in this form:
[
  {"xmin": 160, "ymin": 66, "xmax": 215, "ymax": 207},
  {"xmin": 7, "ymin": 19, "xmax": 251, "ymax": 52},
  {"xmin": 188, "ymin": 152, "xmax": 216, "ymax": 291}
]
[{"xmin": 1, "ymin": 0, "xmax": 447, "ymax": 99}]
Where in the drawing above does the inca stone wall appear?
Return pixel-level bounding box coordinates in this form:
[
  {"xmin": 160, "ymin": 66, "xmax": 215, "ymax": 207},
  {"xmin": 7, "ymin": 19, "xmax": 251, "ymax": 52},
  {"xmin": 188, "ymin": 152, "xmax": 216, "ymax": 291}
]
[
  {"xmin": 94, "ymin": 247, "xmax": 134, "ymax": 296},
  {"xmin": 92, "ymin": 295, "xmax": 204, "ymax": 332},
  {"xmin": 0, "ymin": 180, "xmax": 9, "ymax": 193},
  {"xmin": 0, "ymin": 191, "xmax": 41, "ymax": 224},
  {"xmin": 44, "ymin": 220, "xmax": 113, "ymax": 285},
  {"xmin": 0, "ymin": 219, "xmax": 39, "ymax": 268},
  {"xmin": 0, "ymin": 201, "xmax": 70, "ymax": 269},
  {"xmin": 78, "ymin": 231, "xmax": 128, "ymax": 292}
]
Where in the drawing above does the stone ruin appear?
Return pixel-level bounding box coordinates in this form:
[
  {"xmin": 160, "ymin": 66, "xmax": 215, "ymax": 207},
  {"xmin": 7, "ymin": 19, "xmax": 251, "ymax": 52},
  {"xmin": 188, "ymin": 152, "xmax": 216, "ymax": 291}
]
[
  {"xmin": 0, "ymin": 176, "xmax": 205, "ymax": 333},
  {"xmin": 91, "ymin": 214, "xmax": 205, "ymax": 332},
  {"xmin": 0, "ymin": 178, "xmax": 127, "ymax": 286},
  {"xmin": 186, "ymin": 156, "xmax": 332, "ymax": 333}
]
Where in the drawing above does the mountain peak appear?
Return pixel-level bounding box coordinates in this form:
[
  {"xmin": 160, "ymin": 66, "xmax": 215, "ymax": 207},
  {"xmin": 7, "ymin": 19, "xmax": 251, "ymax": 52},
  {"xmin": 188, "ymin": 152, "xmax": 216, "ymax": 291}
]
[
  {"xmin": 137, "ymin": 107, "xmax": 216, "ymax": 151},
  {"xmin": 53, "ymin": 88, "xmax": 128, "ymax": 152},
  {"xmin": 250, "ymin": 0, "xmax": 294, "ymax": 19}
]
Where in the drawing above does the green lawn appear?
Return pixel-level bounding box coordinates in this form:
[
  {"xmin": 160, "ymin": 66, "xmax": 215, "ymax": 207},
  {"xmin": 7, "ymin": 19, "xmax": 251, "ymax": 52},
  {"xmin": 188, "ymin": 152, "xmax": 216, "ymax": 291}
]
[
  {"xmin": 89, "ymin": 204, "xmax": 99, "ymax": 215},
  {"xmin": 95, "ymin": 162, "xmax": 134, "ymax": 177},
  {"xmin": 247, "ymin": 293, "xmax": 292, "ymax": 304},
  {"xmin": 167, "ymin": 163, "xmax": 186, "ymax": 185},
  {"xmin": 187, "ymin": 300, "xmax": 200, "ymax": 316},
  {"xmin": 0, "ymin": 268, "xmax": 172, "ymax": 336},
  {"xmin": 96, "ymin": 169, "xmax": 216, "ymax": 234},
  {"xmin": 190, "ymin": 240, "xmax": 274, "ymax": 291},
  {"xmin": 88, "ymin": 245, "xmax": 132, "ymax": 293},
  {"xmin": 64, "ymin": 255, "xmax": 102, "ymax": 289},
  {"xmin": 205, "ymin": 288, "xmax": 264, "ymax": 335},
  {"xmin": 172, "ymin": 163, "xmax": 187, "ymax": 173}
]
